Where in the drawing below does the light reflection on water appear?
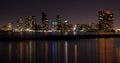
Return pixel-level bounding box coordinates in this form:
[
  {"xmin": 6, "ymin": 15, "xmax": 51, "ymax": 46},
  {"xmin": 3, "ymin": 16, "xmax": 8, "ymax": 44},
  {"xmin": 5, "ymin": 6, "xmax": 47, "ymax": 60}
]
[
  {"xmin": 98, "ymin": 38, "xmax": 113, "ymax": 63},
  {"xmin": 65, "ymin": 41, "xmax": 68, "ymax": 63},
  {"xmin": 45, "ymin": 41, "xmax": 48, "ymax": 63},
  {"xmin": 19, "ymin": 42, "xmax": 24, "ymax": 63},
  {"xmin": 0, "ymin": 38, "xmax": 117, "ymax": 63},
  {"xmin": 74, "ymin": 44, "xmax": 78, "ymax": 63},
  {"xmin": 1, "ymin": 32, "xmax": 120, "ymax": 63},
  {"xmin": 8, "ymin": 43, "xmax": 12, "ymax": 62},
  {"xmin": 116, "ymin": 47, "xmax": 120, "ymax": 63}
]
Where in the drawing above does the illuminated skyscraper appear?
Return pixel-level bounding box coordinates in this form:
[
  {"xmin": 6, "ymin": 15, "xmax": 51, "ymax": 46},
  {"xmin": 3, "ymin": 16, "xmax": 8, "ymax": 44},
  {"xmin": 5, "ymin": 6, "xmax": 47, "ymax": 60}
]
[
  {"xmin": 16, "ymin": 17, "xmax": 24, "ymax": 31},
  {"xmin": 98, "ymin": 10, "xmax": 114, "ymax": 32},
  {"xmin": 25, "ymin": 16, "xmax": 36, "ymax": 30},
  {"xmin": 63, "ymin": 20, "xmax": 70, "ymax": 32},
  {"xmin": 56, "ymin": 15, "xmax": 63, "ymax": 31},
  {"xmin": 41, "ymin": 12, "xmax": 49, "ymax": 31}
]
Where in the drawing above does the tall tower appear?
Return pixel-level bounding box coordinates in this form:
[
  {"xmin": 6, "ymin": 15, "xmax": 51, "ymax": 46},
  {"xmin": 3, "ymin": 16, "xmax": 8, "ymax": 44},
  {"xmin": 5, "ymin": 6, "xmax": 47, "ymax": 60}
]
[
  {"xmin": 31, "ymin": 16, "xmax": 36, "ymax": 30},
  {"xmin": 56, "ymin": 15, "xmax": 63, "ymax": 31},
  {"xmin": 98, "ymin": 10, "xmax": 114, "ymax": 32},
  {"xmin": 63, "ymin": 20, "xmax": 70, "ymax": 32},
  {"xmin": 16, "ymin": 17, "xmax": 24, "ymax": 31},
  {"xmin": 25, "ymin": 16, "xmax": 36, "ymax": 30},
  {"xmin": 41, "ymin": 12, "xmax": 49, "ymax": 31}
]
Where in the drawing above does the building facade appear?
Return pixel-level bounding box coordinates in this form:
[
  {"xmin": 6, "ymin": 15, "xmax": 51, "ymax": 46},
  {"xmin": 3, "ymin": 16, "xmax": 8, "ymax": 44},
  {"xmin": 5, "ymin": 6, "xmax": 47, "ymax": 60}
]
[
  {"xmin": 25, "ymin": 16, "xmax": 36, "ymax": 30},
  {"xmin": 98, "ymin": 10, "xmax": 114, "ymax": 32},
  {"xmin": 56, "ymin": 15, "xmax": 63, "ymax": 31},
  {"xmin": 16, "ymin": 17, "xmax": 24, "ymax": 31},
  {"xmin": 41, "ymin": 12, "xmax": 49, "ymax": 31}
]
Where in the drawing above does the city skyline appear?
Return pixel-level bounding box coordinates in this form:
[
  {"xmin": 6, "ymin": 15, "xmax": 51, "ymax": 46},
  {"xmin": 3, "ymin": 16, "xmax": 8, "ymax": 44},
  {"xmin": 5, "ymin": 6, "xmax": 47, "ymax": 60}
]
[{"xmin": 0, "ymin": 0, "xmax": 120, "ymax": 28}]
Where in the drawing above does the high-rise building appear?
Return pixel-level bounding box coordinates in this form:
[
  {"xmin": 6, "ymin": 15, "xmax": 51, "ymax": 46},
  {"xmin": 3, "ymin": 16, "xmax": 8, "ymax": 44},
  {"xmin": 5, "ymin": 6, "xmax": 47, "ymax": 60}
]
[
  {"xmin": 25, "ymin": 16, "xmax": 36, "ymax": 30},
  {"xmin": 63, "ymin": 20, "xmax": 70, "ymax": 32},
  {"xmin": 56, "ymin": 15, "xmax": 63, "ymax": 31},
  {"xmin": 98, "ymin": 10, "xmax": 114, "ymax": 32},
  {"xmin": 16, "ymin": 17, "xmax": 24, "ymax": 31},
  {"xmin": 41, "ymin": 12, "xmax": 49, "ymax": 31},
  {"xmin": 32, "ymin": 16, "xmax": 36, "ymax": 30}
]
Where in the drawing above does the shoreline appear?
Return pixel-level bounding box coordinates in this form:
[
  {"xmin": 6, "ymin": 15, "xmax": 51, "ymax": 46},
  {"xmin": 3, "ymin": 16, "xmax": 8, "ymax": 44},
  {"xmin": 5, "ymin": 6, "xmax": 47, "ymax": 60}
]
[{"xmin": 0, "ymin": 32, "xmax": 119, "ymax": 41}]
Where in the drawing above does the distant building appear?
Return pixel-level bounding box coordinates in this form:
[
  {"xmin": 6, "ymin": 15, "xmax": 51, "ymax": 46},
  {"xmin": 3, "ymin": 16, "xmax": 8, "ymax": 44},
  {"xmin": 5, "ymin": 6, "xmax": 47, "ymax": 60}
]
[
  {"xmin": 98, "ymin": 10, "xmax": 114, "ymax": 32},
  {"xmin": 73, "ymin": 24, "xmax": 80, "ymax": 32},
  {"xmin": 91, "ymin": 23, "xmax": 98, "ymax": 30},
  {"xmin": 56, "ymin": 15, "xmax": 63, "ymax": 31},
  {"xmin": 0, "ymin": 23, "xmax": 12, "ymax": 31},
  {"xmin": 88, "ymin": 23, "xmax": 98, "ymax": 32},
  {"xmin": 51, "ymin": 21, "xmax": 57, "ymax": 31},
  {"xmin": 41, "ymin": 12, "xmax": 49, "ymax": 31},
  {"xmin": 63, "ymin": 20, "xmax": 71, "ymax": 32},
  {"xmin": 79, "ymin": 24, "xmax": 89, "ymax": 32},
  {"xmin": 25, "ymin": 16, "xmax": 36, "ymax": 30},
  {"xmin": 16, "ymin": 17, "xmax": 24, "ymax": 31}
]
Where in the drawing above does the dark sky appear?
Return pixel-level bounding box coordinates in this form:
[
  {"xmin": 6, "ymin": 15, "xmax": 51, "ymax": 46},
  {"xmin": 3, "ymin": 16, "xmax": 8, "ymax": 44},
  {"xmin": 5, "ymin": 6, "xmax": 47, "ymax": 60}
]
[{"xmin": 0, "ymin": 0, "xmax": 120, "ymax": 28}]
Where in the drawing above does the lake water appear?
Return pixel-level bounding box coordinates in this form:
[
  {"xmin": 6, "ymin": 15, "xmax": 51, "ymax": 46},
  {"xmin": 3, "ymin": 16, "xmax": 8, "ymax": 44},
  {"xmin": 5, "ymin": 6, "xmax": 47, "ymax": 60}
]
[{"xmin": 0, "ymin": 32, "xmax": 120, "ymax": 63}]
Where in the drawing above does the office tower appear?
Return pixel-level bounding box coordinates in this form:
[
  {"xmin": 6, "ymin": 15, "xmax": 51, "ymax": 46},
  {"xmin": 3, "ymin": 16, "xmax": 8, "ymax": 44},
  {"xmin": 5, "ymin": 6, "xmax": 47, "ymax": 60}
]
[
  {"xmin": 98, "ymin": 10, "xmax": 114, "ymax": 32},
  {"xmin": 63, "ymin": 20, "xmax": 70, "ymax": 32},
  {"xmin": 25, "ymin": 16, "xmax": 36, "ymax": 30},
  {"xmin": 16, "ymin": 17, "xmax": 24, "ymax": 31},
  {"xmin": 41, "ymin": 12, "xmax": 49, "ymax": 31},
  {"xmin": 32, "ymin": 16, "xmax": 36, "ymax": 30},
  {"xmin": 56, "ymin": 15, "xmax": 63, "ymax": 31}
]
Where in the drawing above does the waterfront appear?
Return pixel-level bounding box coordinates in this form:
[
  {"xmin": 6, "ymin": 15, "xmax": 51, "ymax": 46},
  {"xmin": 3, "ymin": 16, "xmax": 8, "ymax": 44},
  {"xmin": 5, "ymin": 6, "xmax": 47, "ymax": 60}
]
[{"xmin": 0, "ymin": 32, "xmax": 120, "ymax": 63}]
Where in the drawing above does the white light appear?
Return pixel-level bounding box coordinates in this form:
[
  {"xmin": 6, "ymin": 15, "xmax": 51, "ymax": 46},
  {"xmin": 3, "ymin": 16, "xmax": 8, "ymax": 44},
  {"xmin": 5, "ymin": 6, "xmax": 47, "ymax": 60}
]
[
  {"xmin": 65, "ymin": 41, "xmax": 68, "ymax": 63},
  {"xmin": 25, "ymin": 29, "xmax": 32, "ymax": 32},
  {"xmin": 64, "ymin": 20, "xmax": 68, "ymax": 23},
  {"xmin": 65, "ymin": 32, "xmax": 68, "ymax": 35},
  {"xmin": 73, "ymin": 32, "xmax": 77, "ymax": 35},
  {"xmin": 73, "ymin": 27, "xmax": 76, "ymax": 31},
  {"xmin": 73, "ymin": 25, "xmax": 77, "ymax": 31},
  {"xmin": 115, "ymin": 29, "xmax": 120, "ymax": 32},
  {"xmin": 48, "ymin": 30, "xmax": 52, "ymax": 32}
]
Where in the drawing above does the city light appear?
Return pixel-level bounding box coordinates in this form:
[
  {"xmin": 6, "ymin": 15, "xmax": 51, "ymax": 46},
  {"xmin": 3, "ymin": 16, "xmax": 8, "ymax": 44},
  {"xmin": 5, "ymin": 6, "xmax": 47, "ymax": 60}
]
[
  {"xmin": 73, "ymin": 25, "xmax": 77, "ymax": 31},
  {"xmin": 25, "ymin": 28, "xmax": 33, "ymax": 32},
  {"xmin": 0, "ymin": 10, "xmax": 116, "ymax": 33}
]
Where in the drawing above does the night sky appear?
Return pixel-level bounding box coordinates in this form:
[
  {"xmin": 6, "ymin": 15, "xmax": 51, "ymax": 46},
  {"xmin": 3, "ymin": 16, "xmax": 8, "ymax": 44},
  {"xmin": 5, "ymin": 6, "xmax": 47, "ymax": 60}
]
[{"xmin": 0, "ymin": 0, "xmax": 120, "ymax": 28}]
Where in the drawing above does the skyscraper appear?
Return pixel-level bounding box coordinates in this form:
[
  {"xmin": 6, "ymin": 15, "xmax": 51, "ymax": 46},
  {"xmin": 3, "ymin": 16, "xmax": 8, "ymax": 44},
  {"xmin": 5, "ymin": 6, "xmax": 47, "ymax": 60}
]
[
  {"xmin": 25, "ymin": 16, "xmax": 36, "ymax": 30},
  {"xmin": 41, "ymin": 12, "xmax": 49, "ymax": 31},
  {"xmin": 16, "ymin": 17, "xmax": 24, "ymax": 31},
  {"xmin": 63, "ymin": 20, "xmax": 70, "ymax": 32},
  {"xmin": 56, "ymin": 15, "xmax": 63, "ymax": 31},
  {"xmin": 98, "ymin": 10, "xmax": 114, "ymax": 32}
]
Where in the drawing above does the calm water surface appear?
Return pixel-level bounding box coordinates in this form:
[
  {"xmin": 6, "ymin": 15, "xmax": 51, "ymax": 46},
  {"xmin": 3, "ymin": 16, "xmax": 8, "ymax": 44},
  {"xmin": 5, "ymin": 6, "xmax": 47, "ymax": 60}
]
[{"xmin": 0, "ymin": 32, "xmax": 119, "ymax": 63}]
